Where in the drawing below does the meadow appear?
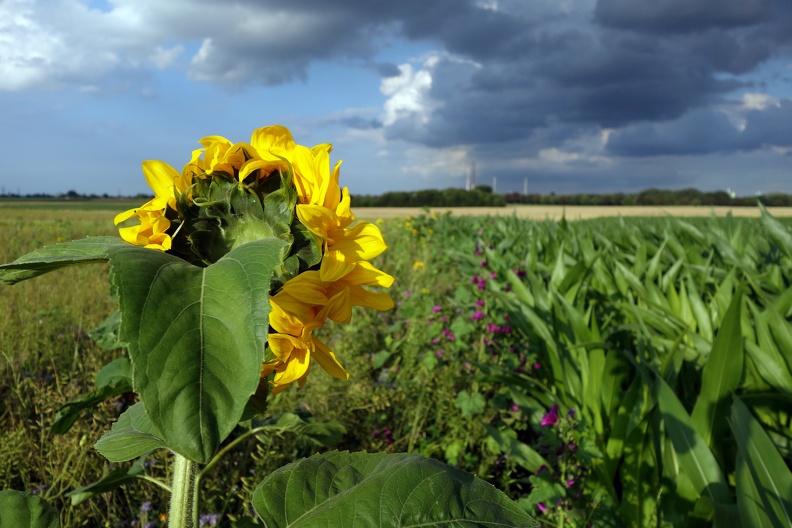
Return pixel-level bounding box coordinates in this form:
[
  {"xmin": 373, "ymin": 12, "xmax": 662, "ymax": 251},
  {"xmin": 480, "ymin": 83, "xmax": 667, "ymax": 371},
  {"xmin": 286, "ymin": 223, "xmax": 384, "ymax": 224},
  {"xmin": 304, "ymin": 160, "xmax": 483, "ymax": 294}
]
[{"xmin": 1, "ymin": 203, "xmax": 792, "ymax": 527}]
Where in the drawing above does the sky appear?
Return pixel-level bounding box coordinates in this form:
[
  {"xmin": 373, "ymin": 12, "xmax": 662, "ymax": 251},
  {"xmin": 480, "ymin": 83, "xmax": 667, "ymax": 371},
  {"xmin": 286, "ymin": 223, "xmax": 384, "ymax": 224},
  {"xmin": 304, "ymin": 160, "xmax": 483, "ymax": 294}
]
[{"xmin": 2, "ymin": 0, "xmax": 792, "ymax": 197}]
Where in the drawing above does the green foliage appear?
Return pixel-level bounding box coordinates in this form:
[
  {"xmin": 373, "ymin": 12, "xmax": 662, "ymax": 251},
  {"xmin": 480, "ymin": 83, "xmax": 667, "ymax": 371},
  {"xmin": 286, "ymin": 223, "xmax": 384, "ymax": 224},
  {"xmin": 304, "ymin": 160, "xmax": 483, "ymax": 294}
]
[
  {"xmin": 111, "ymin": 239, "xmax": 287, "ymax": 463},
  {"xmin": 3, "ymin": 207, "xmax": 792, "ymax": 525},
  {"xmin": 0, "ymin": 490, "xmax": 58, "ymax": 528},
  {"xmin": 51, "ymin": 357, "xmax": 132, "ymax": 435},
  {"xmin": 251, "ymin": 450, "xmax": 538, "ymax": 527}
]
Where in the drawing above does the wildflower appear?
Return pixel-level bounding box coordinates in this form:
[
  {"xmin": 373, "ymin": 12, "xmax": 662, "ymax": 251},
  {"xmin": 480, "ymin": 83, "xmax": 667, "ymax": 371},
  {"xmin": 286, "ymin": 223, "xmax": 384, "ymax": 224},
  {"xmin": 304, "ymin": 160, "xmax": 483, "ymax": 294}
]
[
  {"xmin": 433, "ymin": 305, "xmax": 442, "ymax": 312},
  {"xmin": 436, "ymin": 349, "xmax": 444, "ymax": 358},
  {"xmin": 489, "ymin": 272, "xmax": 497, "ymax": 279},
  {"xmin": 199, "ymin": 513, "xmax": 220, "ymax": 527},
  {"xmin": 471, "ymin": 310, "xmax": 483, "ymax": 321},
  {"xmin": 566, "ymin": 478, "xmax": 576, "ymax": 487},
  {"xmin": 413, "ymin": 261, "xmax": 425, "ymax": 270},
  {"xmin": 480, "ymin": 260, "xmax": 487, "ymax": 267},
  {"xmin": 541, "ymin": 405, "xmax": 559, "ymax": 427},
  {"xmin": 140, "ymin": 501, "xmax": 152, "ymax": 513},
  {"xmin": 533, "ymin": 362, "xmax": 541, "ymax": 370},
  {"xmin": 476, "ymin": 299, "xmax": 485, "ymax": 307},
  {"xmin": 537, "ymin": 503, "xmax": 547, "ymax": 514},
  {"xmin": 568, "ymin": 408, "xmax": 576, "ymax": 419},
  {"xmin": 511, "ymin": 404, "xmax": 520, "ymax": 412}
]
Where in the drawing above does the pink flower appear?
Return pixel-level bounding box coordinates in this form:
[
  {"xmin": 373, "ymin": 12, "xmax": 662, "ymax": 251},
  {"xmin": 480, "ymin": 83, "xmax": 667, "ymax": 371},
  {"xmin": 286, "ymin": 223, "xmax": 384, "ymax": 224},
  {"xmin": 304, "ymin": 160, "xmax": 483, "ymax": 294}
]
[
  {"xmin": 480, "ymin": 260, "xmax": 487, "ymax": 267},
  {"xmin": 533, "ymin": 362, "xmax": 541, "ymax": 370},
  {"xmin": 476, "ymin": 299, "xmax": 485, "ymax": 307},
  {"xmin": 566, "ymin": 478, "xmax": 576, "ymax": 487},
  {"xmin": 541, "ymin": 405, "xmax": 559, "ymax": 427},
  {"xmin": 433, "ymin": 305, "xmax": 442, "ymax": 312},
  {"xmin": 537, "ymin": 503, "xmax": 547, "ymax": 514},
  {"xmin": 471, "ymin": 310, "xmax": 483, "ymax": 321},
  {"xmin": 490, "ymin": 272, "xmax": 497, "ymax": 279},
  {"xmin": 511, "ymin": 404, "xmax": 520, "ymax": 412}
]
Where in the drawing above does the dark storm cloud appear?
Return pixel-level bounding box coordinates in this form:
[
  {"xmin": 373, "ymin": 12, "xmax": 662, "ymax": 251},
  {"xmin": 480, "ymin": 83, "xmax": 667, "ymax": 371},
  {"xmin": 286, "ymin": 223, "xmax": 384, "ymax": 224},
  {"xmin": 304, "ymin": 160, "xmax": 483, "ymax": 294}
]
[
  {"xmin": 607, "ymin": 101, "xmax": 792, "ymax": 156},
  {"xmin": 594, "ymin": 0, "xmax": 773, "ymax": 33},
  {"xmin": 177, "ymin": 0, "xmax": 791, "ymax": 192}
]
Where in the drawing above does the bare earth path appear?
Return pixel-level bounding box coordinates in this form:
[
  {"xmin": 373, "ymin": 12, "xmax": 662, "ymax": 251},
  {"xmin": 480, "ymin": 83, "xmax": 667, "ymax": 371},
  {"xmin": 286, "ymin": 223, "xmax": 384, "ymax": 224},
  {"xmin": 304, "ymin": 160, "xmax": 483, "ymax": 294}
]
[{"xmin": 356, "ymin": 205, "xmax": 792, "ymax": 220}]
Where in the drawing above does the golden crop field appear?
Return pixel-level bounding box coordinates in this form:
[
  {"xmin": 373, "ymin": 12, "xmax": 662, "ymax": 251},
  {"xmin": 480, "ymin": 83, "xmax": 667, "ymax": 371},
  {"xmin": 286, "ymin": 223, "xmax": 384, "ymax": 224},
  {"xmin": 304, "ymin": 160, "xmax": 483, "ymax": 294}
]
[{"xmin": 355, "ymin": 204, "xmax": 792, "ymax": 220}]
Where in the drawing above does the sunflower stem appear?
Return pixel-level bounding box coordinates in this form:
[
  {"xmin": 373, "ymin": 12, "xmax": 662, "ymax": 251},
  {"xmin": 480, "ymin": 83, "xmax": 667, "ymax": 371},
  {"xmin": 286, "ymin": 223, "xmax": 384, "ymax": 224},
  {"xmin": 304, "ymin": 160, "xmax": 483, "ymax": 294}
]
[{"xmin": 169, "ymin": 453, "xmax": 198, "ymax": 528}]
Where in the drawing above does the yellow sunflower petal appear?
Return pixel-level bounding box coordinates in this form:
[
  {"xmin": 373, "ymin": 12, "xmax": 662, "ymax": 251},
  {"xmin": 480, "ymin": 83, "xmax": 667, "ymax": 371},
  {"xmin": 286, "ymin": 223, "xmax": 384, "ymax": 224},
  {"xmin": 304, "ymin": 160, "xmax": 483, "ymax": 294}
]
[
  {"xmin": 342, "ymin": 261, "xmax": 394, "ymax": 287},
  {"xmin": 329, "ymin": 222, "xmax": 387, "ymax": 263},
  {"xmin": 250, "ymin": 125, "xmax": 296, "ymax": 152},
  {"xmin": 142, "ymin": 160, "xmax": 180, "ymax": 208},
  {"xmin": 281, "ymin": 271, "xmax": 329, "ymax": 305},
  {"xmin": 319, "ymin": 254, "xmax": 356, "ymax": 283},
  {"xmin": 312, "ymin": 337, "xmax": 349, "ymax": 380},
  {"xmin": 296, "ymin": 204, "xmax": 338, "ymax": 239}
]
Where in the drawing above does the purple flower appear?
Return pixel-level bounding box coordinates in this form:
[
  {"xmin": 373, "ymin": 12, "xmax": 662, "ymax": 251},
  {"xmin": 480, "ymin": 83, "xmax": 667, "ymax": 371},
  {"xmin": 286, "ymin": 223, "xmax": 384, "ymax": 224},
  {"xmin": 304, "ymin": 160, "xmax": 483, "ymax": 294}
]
[
  {"xmin": 533, "ymin": 362, "xmax": 541, "ymax": 370},
  {"xmin": 489, "ymin": 272, "xmax": 497, "ymax": 279},
  {"xmin": 537, "ymin": 503, "xmax": 547, "ymax": 513},
  {"xmin": 436, "ymin": 349, "xmax": 444, "ymax": 358},
  {"xmin": 199, "ymin": 513, "xmax": 220, "ymax": 527},
  {"xmin": 433, "ymin": 305, "xmax": 442, "ymax": 312},
  {"xmin": 566, "ymin": 478, "xmax": 576, "ymax": 487},
  {"xmin": 511, "ymin": 404, "xmax": 520, "ymax": 412},
  {"xmin": 477, "ymin": 280, "xmax": 487, "ymax": 291},
  {"xmin": 471, "ymin": 310, "xmax": 483, "ymax": 321},
  {"xmin": 140, "ymin": 501, "xmax": 152, "ymax": 513},
  {"xmin": 567, "ymin": 408, "xmax": 576, "ymax": 419},
  {"xmin": 541, "ymin": 405, "xmax": 559, "ymax": 427},
  {"xmin": 480, "ymin": 260, "xmax": 487, "ymax": 267},
  {"xmin": 537, "ymin": 465, "xmax": 548, "ymax": 474},
  {"xmin": 476, "ymin": 299, "xmax": 485, "ymax": 307}
]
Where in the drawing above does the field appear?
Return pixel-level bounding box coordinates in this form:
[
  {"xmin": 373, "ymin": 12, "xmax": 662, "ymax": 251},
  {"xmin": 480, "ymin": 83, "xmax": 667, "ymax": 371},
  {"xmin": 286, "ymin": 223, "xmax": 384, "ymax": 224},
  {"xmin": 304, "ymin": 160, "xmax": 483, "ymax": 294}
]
[{"xmin": 2, "ymin": 202, "xmax": 792, "ymax": 527}]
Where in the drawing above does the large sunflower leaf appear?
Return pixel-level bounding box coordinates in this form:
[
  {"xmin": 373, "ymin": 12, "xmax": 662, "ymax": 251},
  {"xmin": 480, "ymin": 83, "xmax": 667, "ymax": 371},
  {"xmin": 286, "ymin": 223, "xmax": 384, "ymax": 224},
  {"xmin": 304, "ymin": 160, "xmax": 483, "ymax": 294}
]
[
  {"xmin": 252, "ymin": 450, "xmax": 537, "ymax": 528},
  {"xmin": 0, "ymin": 491, "xmax": 58, "ymax": 528},
  {"xmin": 0, "ymin": 236, "xmax": 124, "ymax": 284},
  {"xmin": 111, "ymin": 238, "xmax": 286, "ymax": 463},
  {"xmin": 94, "ymin": 402, "xmax": 166, "ymax": 462}
]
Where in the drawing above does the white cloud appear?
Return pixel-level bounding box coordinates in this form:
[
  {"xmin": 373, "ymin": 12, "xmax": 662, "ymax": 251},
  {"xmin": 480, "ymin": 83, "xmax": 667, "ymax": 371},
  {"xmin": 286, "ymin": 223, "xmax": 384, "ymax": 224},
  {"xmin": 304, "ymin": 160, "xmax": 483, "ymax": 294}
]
[
  {"xmin": 380, "ymin": 57, "xmax": 440, "ymax": 127},
  {"xmin": 719, "ymin": 92, "xmax": 781, "ymax": 131},
  {"xmin": 740, "ymin": 92, "xmax": 780, "ymax": 111}
]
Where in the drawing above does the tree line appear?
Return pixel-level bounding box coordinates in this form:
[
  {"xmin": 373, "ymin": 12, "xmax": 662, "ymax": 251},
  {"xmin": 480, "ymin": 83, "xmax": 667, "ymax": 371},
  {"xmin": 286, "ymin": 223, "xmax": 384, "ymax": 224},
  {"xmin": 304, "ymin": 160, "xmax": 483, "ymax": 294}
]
[{"xmin": 505, "ymin": 187, "xmax": 792, "ymax": 207}]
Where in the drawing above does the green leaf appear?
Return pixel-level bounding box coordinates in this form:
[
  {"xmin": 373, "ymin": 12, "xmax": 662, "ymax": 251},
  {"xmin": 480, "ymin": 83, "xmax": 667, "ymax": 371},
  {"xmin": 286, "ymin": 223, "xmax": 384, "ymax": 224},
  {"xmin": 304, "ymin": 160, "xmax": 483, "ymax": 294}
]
[
  {"xmin": 759, "ymin": 202, "xmax": 792, "ymax": 259},
  {"xmin": 735, "ymin": 452, "xmax": 775, "ymax": 528},
  {"xmin": 65, "ymin": 458, "xmax": 146, "ymax": 506},
  {"xmin": 0, "ymin": 490, "xmax": 58, "ymax": 528},
  {"xmin": 454, "ymin": 390, "xmax": 486, "ymax": 419},
  {"xmin": 94, "ymin": 403, "xmax": 166, "ymax": 462},
  {"xmin": 251, "ymin": 451, "xmax": 538, "ymax": 528},
  {"xmin": 483, "ymin": 425, "xmax": 548, "ymax": 473},
  {"xmin": 89, "ymin": 310, "xmax": 125, "ymax": 350},
  {"xmin": 0, "ymin": 236, "xmax": 124, "ymax": 285},
  {"xmin": 691, "ymin": 286, "xmax": 744, "ymax": 447},
  {"xmin": 731, "ymin": 396, "xmax": 792, "ymax": 528},
  {"xmin": 51, "ymin": 357, "xmax": 133, "ymax": 435},
  {"xmin": 655, "ymin": 377, "xmax": 731, "ymax": 504},
  {"xmin": 111, "ymin": 238, "xmax": 287, "ymax": 463}
]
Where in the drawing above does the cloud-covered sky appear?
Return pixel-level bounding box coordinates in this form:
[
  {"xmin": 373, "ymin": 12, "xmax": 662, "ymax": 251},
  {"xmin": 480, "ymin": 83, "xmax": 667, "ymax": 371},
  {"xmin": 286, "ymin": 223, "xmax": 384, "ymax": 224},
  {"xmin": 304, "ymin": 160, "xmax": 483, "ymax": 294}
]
[{"xmin": 2, "ymin": 0, "xmax": 792, "ymax": 196}]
